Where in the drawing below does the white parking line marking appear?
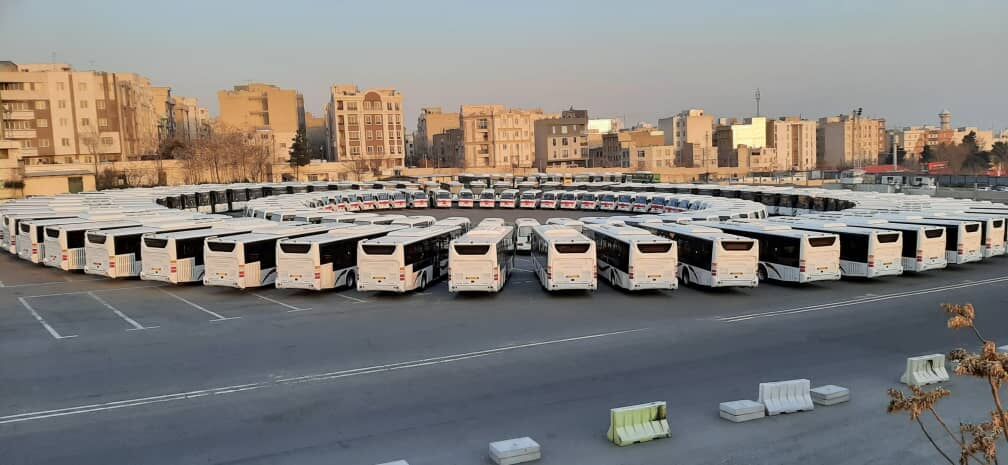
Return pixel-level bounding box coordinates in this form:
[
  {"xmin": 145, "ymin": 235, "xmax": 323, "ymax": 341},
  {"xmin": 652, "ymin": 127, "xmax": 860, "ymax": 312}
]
[
  {"xmin": 717, "ymin": 275, "xmax": 1008, "ymax": 323},
  {"xmin": 250, "ymin": 292, "xmax": 310, "ymax": 312},
  {"xmin": 87, "ymin": 291, "xmax": 159, "ymax": 331},
  {"xmin": 17, "ymin": 297, "xmax": 77, "ymax": 340},
  {"xmin": 26, "ymin": 284, "xmax": 165, "ymax": 299},
  {"xmin": 159, "ymin": 289, "xmax": 239, "ymax": 322},
  {"xmin": 0, "ymin": 281, "xmax": 67, "ymax": 289},
  {"xmin": 0, "ymin": 328, "xmax": 646, "ymax": 424},
  {"xmin": 333, "ymin": 293, "xmax": 367, "ymax": 303}
]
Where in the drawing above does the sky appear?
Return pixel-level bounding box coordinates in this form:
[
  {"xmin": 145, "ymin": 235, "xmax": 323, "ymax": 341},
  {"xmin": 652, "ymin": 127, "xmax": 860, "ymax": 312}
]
[{"xmin": 2, "ymin": 0, "xmax": 1006, "ymax": 131}]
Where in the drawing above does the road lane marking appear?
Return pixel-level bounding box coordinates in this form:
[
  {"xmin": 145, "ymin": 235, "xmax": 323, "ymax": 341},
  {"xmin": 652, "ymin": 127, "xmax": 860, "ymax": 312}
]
[
  {"xmin": 0, "ymin": 328, "xmax": 647, "ymax": 424},
  {"xmin": 250, "ymin": 292, "xmax": 311, "ymax": 312},
  {"xmin": 87, "ymin": 291, "xmax": 159, "ymax": 331},
  {"xmin": 717, "ymin": 275, "xmax": 1008, "ymax": 323},
  {"xmin": 333, "ymin": 293, "xmax": 367, "ymax": 303},
  {"xmin": 17, "ymin": 297, "xmax": 77, "ymax": 340},
  {"xmin": 0, "ymin": 281, "xmax": 65, "ymax": 288},
  {"xmin": 26, "ymin": 284, "xmax": 165, "ymax": 299},
  {"xmin": 159, "ymin": 289, "xmax": 239, "ymax": 322}
]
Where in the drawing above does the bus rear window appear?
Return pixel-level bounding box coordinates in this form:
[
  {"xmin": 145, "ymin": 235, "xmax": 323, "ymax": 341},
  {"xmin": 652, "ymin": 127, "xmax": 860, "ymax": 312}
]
[
  {"xmin": 280, "ymin": 243, "xmax": 312, "ymax": 254},
  {"xmin": 361, "ymin": 244, "xmax": 396, "ymax": 255},
  {"xmin": 20, "ymin": 223, "xmax": 30, "ymax": 233},
  {"xmin": 808, "ymin": 236, "xmax": 837, "ymax": 247},
  {"xmin": 46, "ymin": 229, "xmax": 60, "ymax": 238},
  {"xmin": 460, "ymin": 192, "xmax": 473, "ymax": 199},
  {"xmin": 924, "ymin": 228, "xmax": 944, "ymax": 239},
  {"xmin": 555, "ymin": 243, "xmax": 590, "ymax": 254},
  {"xmin": 144, "ymin": 237, "xmax": 168, "ymax": 248},
  {"xmin": 993, "ymin": 220, "xmax": 1003, "ymax": 228},
  {"xmin": 87, "ymin": 233, "xmax": 107, "ymax": 244},
  {"xmin": 454, "ymin": 244, "xmax": 490, "ymax": 255},
  {"xmin": 637, "ymin": 243, "xmax": 672, "ymax": 253},
  {"xmin": 206, "ymin": 242, "xmax": 236, "ymax": 253},
  {"xmin": 437, "ymin": 192, "xmax": 450, "ymax": 199},
  {"xmin": 721, "ymin": 241, "xmax": 754, "ymax": 251},
  {"xmin": 965, "ymin": 224, "xmax": 980, "ymax": 233},
  {"xmin": 877, "ymin": 233, "xmax": 901, "ymax": 243}
]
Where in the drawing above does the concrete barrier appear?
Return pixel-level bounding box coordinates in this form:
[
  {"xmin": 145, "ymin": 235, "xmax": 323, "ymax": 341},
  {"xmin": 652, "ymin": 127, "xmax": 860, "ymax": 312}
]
[
  {"xmin": 376, "ymin": 461, "xmax": 409, "ymax": 465},
  {"xmin": 606, "ymin": 401, "xmax": 671, "ymax": 446},
  {"xmin": 900, "ymin": 354, "xmax": 949, "ymax": 386},
  {"xmin": 489, "ymin": 437, "xmax": 541, "ymax": 465},
  {"xmin": 811, "ymin": 385, "xmax": 850, "ymax": 406},
  {"xmin": 719, "ymin": 400, "xmax": 765, "ymax": 422},
  {"xmin": 758, "ymin": 379, "xmax": 814, "ymax": 415}
]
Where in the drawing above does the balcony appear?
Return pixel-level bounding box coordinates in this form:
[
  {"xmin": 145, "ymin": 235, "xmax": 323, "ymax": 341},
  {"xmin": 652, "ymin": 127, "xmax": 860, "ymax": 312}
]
[
  {"xmin": 18, "ymin": 147, "xmax": 38, "ymax": 157},
  {"xmin": 4, "ymin": 129, "xmax": 36, "ymax": 139},
  {"xmin": 2, "ymin": 110, "xmax": 35, "ymax": 120}
]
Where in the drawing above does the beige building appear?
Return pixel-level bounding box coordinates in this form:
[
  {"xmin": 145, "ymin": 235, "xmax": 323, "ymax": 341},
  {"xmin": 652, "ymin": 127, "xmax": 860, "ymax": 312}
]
[
  {"xmin": 414, "ymin": 107, "xmax": 460, "ymax": 167},
  {"xmin": 657, "ymin": 108, "xmax": 714, "ymax": 167},
  {"xmin": 459, "ymin": 104, "xmax": 545, "ymax": 169},
  {"xmin": 218, "ymin": 83, "xmax": 305, "ymax": 165},
  {"xmin": 430, "ymin": 128, "xmax": 463, "ymax": 168},
  {"xmin": 587, "ymin": 118, "xmax": 622, "ymax": 134},
  {"xmin": 534, "ymin": 109, "xmax": 589, "ymax": 169},
  {"xmin": 816, "ymin": 114, "xmax": 885, "ymax": 168},
  {"xmin": 304, "ymin": 112, "xmax": 328, "ymax": 160},
  {"xmin": 766, "ymin": 117, "xmax": 817, "ymax": 171},
  {"xmin": 325, "ymin": 84, "xmax": 405, "ymax": 172},
  {"xmin": 630, "ymin": 144, "xmax": 677, "ymax": 171},
  {"xmin": 172, "ymin": 96, "xmax": 210, "ymax": 143},
  {"xmin": 598, "ymin": 128, "xmax": 666, "ymax": 168},
  {"xmin": 715, "ymin": 117, "xmax": 767, "ymax": 167}
]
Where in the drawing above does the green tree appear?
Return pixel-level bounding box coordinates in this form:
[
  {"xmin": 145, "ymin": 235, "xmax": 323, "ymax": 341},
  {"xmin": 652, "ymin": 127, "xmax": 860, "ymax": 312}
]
[
  {"xmin": 921, "ymin": 144, "xmax": 937, "ymax": 164},
  {"xmin": 961, "ymin": 131, "xmax": 981, "ymax": 156},
  {"xmin": 288, "ymin": 128, "xmax": 310, "ymax": 180}
]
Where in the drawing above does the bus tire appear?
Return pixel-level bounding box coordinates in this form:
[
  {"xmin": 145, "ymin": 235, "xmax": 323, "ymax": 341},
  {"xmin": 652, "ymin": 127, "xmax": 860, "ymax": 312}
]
[
  {"xmin": 757, "ymin": 266, "xmax": 768, "ymax": 281},
  {"xmin": 681, "ymin": 272, "xmax": 690, "ymax": 287},
  {"xmin": 420, "ymin": 273, "xmax": 428, "ymax": 290},
  {"xmin": 610, "ymin": 269, "xmax": 617, "ymax": 286},
  {"xmin": 346, "ymin": 272, "xmax": 356, "ymax": 290}
]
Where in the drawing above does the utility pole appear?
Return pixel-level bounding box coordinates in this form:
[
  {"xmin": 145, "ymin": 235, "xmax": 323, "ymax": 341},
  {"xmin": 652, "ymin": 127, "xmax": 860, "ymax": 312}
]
[{"xmin": 754, "ymin": 88, "xmax": 761, "ymax": 117}]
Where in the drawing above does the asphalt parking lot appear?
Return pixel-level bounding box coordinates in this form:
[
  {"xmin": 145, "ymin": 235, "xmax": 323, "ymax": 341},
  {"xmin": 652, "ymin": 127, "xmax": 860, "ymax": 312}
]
[{"xmin": 1, "ymin": 209, "xmax": 1007, "ymax": 465}]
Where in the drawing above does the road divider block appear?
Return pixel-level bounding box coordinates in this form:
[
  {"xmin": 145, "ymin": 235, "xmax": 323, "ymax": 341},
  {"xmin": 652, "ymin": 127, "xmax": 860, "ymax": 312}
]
[
  {"xmin": 376, "ymin": 461, "xmax": 409, "ymax": 465},
  {"xmin": 758, "ymin": 379, "xmax": 814, "ymax": 416},
  {"xmin": 606, "ymin": 401, "xmax": 671, "ymax": 446},
  {"xmin": 811, "ymin": 385, "xmax": 850, "ymax": 406},
  {"xmin": 719, "ymin": 400, "xmax": 765, "ymax": 422},
  {"xmin": 489, "ymin": 437, "xmax": 541, "ymax": 465},
  {"xmin": 900, "ymin": 354, "xmax": 949, "ymax": 386}
]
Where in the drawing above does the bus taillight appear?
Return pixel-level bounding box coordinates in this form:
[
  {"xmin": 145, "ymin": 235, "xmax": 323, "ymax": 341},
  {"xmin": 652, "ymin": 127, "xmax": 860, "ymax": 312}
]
[
  {"xmin": 399, "ymin": 266, "xmax": 405, "ymax": 281},
  {"xmin": 799, "ymin": 260, "xmax": 806, "ymax": 273},
  {"xmin": 629, "ymin": 266, "xmax": 635, "ymax": 279},
  {"xmin": 867, "ymin": 255, "xmax": 874, "ymax": 268}
]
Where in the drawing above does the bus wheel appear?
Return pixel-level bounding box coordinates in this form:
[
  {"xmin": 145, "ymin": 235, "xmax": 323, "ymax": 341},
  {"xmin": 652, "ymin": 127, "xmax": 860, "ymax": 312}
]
[
  {"xmin": 682, "ymin": 272, "xmax": 690, "ymax": 287},
  {"xmin": 346, "ymin": 272, "xmax": 356, "ymax": 290},
  {"xmin": 420, "ymin": 273, "xmax": 428, "ymax": 290},
  {"xmin": 757, "ymin": 266, "xmax": 767, "ymax": 281},
  {"xmin": 610, "ymin": 269, "xmax": 616, "ymax": 286}
]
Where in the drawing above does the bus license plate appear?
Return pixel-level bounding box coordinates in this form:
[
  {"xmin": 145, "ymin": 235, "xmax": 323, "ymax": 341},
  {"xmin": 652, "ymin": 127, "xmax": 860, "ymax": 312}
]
[
  {"xmin": 373, "ymin": 275, "xmax": 385, "ymax": 280},
  {"xmin": 567, "ymin": 274, "xmax": 580, "ymax": 279},
  {"xmin": 466, "ymin": 276, "xmax": 479, "ymax": 280},
  {"xmin": 817, "ymin": 266, "xmax": 828, "ymax": 272}
]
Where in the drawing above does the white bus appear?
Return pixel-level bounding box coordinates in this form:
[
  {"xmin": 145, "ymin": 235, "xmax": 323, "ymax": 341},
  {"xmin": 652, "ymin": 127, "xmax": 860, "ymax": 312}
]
[
  {"xmin": 923, "ymin": 212, "xmax": 1005, "ymax": 258},
  {"xmin": 390, "ymin": 216, "xmax": 436, "ymax": 228},
  {"xmin": 457, "ymin": 189, "xmax": 475, "ymax": 208},
  {"xmin": 768, "ymin": 218, "xmax": 903, "ymax": 278},
  {"xmin": 478, "ymin": 190, "xmax": 497, "ymax": 208},
  {"xmin": 408, "ymin": 190, "xmax": 430, "ymax": 209},
  {"xmin": 519, "ymin": 190, "xmax": 541, "ymax": 209},
  {"xmin": 708, "ymin": 221, "xmax": 841, "ymax": 284},
  {"xmin": 598, "ymin": 192, "xmax": 618, "ymax": 211},
  {"xmin": 434, "ymin": 217, "xmax": 472, "ymax": 234},
  {"xmin": 812, "ymin": 215, "xmax": 947, "ymax": 273},
  {"xmin": 84, "ymin": 220, "xmax": 219, "ymax": 278},
  {"xmin": 203, "ymin": 224, "xmax": 340, "ymax": 288},
  {"xmin": 355, "ymin": 214, "xmax": 406, "ymax": 226},
  {"xmin": 276, "ymin": 225, "xmax": 401, "ymax": 290},
  {"xmin": 2, "ymin": 211, "xmax": 78, "ymax": 251},
  {"xmin": 559, "ymin": 191, "xmax": 579, "ymax": 209},
  {"xmin": 498, "ymin": 189, "xmax": 519, "ymax": 208},
  {"xmin": 42, "ymin": 220, "xmax": 139, "ymax": 270},
  {"xmin": 540, "ymin": 191, "xmax": 561, "ymax": 209},
  {"xmin": 390, "ymin": 190, "xmax": 408, "ymax": 209},
  {"xmin": 321, "ymin": 212, "xmax": 365, "ymax": 224},
  {"xmin": 374, "ymin": 190, "xmax": 392, "ymax": 209},
  {"xmin": 631, "ymin": 193, "xmax": 653, "ymax": 213},
  {"xmin": 140, "ymin": 223, "xmax": 271, "ymax": 284},
  {"xmin": 616, "ymin": 192, "xmax": 635, "ymax": 212},
  {"xmin": 880, "ymin": 215, "xmax": 982, "ymax": 264},
  {"xmin": 433, "ymin": 190, "xmax": 453, "ymax": 208},
  {"xmin": 634, "ymin": 222, "xmax": 759, "ymax": 288},
  {"xmin": 582, "ymin": 223, "xmax": 677, "ymax": 291},
  {"xmin": 356, "ymin": 225, "xmax": 462, "ymax": 292},
  {"xmin": 17, "ymin": 217, "xmax": 91, "ymax": 263},
  {"xmin": 515, "ymin": 218, "xmax": 540, "ymax": 252},
  {"xmin": 448, "ymin": 226, "xmax": 516, "ymax": 292},
  {"xmin": 545, "ymin": 217, "xmax": 584, "ymax": 232},
  {"xmin": 529, "ymin": 224, "xmax": 597, "ymax": 291},
  {"xmin": 577, "ymin": 192, "xmax": 599, "ymax": 210}
]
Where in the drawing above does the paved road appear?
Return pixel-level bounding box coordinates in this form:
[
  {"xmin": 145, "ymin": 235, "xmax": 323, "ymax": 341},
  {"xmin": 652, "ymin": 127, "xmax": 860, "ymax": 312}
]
[{"xmin": 0, "ymin": 213, "xmax": 1005, "ymax": 464}]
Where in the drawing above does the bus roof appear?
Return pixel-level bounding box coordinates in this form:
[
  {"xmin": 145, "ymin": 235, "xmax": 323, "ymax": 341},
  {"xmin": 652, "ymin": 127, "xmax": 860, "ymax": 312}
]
[
  {"xmin": 46, "ymin": 220, "xmax": 140, "ymax": 232},
  {"xmin": 532, "ymin": 224, "xmax": 591, "ymax": 242},
  {"xmin": 584, "ymin": 223, "xmax": 671, "ymax": 244},
  {"xmin": 701, "ymin": 221, "xmax": 837, "ymax": 240},
  {"xmin": 366, "ymin": 225, "xmax": 461, "ymax": 245},
  {"xmin": 453, "ymin": 225, "xmax": 514, "ymax": 245}
]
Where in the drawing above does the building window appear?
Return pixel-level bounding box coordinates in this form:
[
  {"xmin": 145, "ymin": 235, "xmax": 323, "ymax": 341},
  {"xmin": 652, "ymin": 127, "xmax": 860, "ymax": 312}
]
[
  {"xmin": 366, "ymin": 130, "xmax": 373, "ymax": 140},
  {"xmin": 37, "ymin": 119, "xmax": 48, "ymax": 128},
  {"xmin": 101, "ymin": 137, "xmax": 114, "ymax": 145},
  {"xmin": 35, "ymin": 100, "xmax": 47, "ymax": 110},
  {"xmin": 80, "ymin": 118, "xmax": 90, "ymax": 127},
  {"xmin": 336, "ymin": 100, "xmax": 343, "ymax": 110},
  {"xmin": 348, "ymin": 115, "xmax": 357, "ymax": 124},
  {"xmin": 478, "ymin": 119, "xmax": 488, "ymax": 129},
  {"xmin": 57, "ymin": 82, "xmax": 65, "ymax": 91},
  {"xmin": 98, "ymin": 118, "xmax": 108, "ymax": 128},
  {"xmin": 77, "ymin": 82, "xmax": 87, "ymax": 91},
  {"xmin": 374, "ymin": 114, "xmax": 382, "ymax": 124},
  {"xmin": 387, "ymin": 102, "xmax": 392, "ymax": 111},
  {"xmin": 79, "ymin": 100, "xmax": 88, "ymax": 109},
  {"xmin": 61, "ymin": 138, "xmax": 71, "ymax": 147},
  {"xmin": 40, "ymin": 138, "xmax": 50, "ymax": 148},
  {"xmin": 364, "ymin": 115, "xmax": 372, "ymax": 125},
  {"xmin": 347, "ymin": 102, "xmax": 357, "ymax": 111},
  {"xmin": 58, "ymin": 100, "xmax": 66, "ymax": 109},
  {"xmin": 96, "ymin": 99, "xmax": 105, "ymax": 110}
]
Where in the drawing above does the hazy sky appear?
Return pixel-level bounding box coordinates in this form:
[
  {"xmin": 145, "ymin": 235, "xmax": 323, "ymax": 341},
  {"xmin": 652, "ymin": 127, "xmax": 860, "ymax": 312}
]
[{"xmin": 2, "ymin": 0, "xmax": 1005, "ymax": 131}]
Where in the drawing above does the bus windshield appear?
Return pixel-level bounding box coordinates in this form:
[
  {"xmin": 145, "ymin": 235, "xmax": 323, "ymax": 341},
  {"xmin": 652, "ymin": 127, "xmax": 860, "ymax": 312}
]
[
  {"xmin": 555, "ymin": 243, "xmax": 590, "ymax": 253},
  {"xmin": 362, "ymin": 244, "xmax": 396, "ymax": 255}
]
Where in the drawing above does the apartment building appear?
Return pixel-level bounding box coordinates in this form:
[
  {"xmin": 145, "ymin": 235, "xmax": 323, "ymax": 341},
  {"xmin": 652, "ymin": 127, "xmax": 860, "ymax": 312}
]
[
  {"xmin": 218, "ymin": 83, "xmax": 305, "ymax": 165},
  {"xmin": 630, "ymin": 144, "xmax": 677, "ymax": 171},
  {"xmin": 715, "ymin": 117, "xmax": 767, "ymax": 167},
  {"xmin": 766, "ymin": 117, "xmax": 817, "ymax": 171},
  {"xmin": 817, "ymin": 114, "xmax": 885, "ymax": 168},
  {"xmin": 430, "ymin": 128, "xmax": 463, "ymax": 168},
  {"xmin": 325, "ymin": 84, "xmax": 405, "ymax": 172},
  {"xmin": 534, "ymin": 109, "xmax": 589, "ymax": 169},
  {"xmin": 459, "ymin": 104, "xmax": 545, "ymax": 169},
  {"xmin": 0, "ymin": 61, "xmax": 163, "ymax": 164},
  {"xmin": 587, "ymin": 118, "xmax": 622, "ymax": 134},
  {"xmin": 304, "ymin": 112, "xmax": 328, "ymax": 160},
  {"xmin": 414, "ymin": 107, "xmax": 460, "ymax": 167},
  {"xmin": 598, "ymin": 127, "xmax": 666, "ymax": 168},
  {"xmin": 657, "ymin": 109, "xmax": 714, "ymax": 167},
  {"xmin": 172, "ymin": 96, "xmax": 210, "ymax": 143}
]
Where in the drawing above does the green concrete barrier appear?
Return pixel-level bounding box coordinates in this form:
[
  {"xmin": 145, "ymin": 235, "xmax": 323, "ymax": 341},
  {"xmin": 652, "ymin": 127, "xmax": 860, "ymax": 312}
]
[{"xmin": 606, "ymin": 401, "xmax": 670, "ymax": 446}]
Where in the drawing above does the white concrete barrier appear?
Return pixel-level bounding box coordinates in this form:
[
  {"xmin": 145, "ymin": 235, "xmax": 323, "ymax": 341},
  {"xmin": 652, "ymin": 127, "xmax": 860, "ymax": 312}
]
[
  {"xmin": 757, "ymin": 379, "xmax": 814, "ymax": 415},
  {"xmin": 811, "ymin": 385, "xmax": 850, "ymax": 406},
  {"xmin": 719, "ymin": 400, "xmax": 765, "ymax": 422},
  {"xmin": 376, "ymin": 461, "xmax": 409, "ymax": 465},
  {"xmin": 489, "ymin": 437, "xmax": 541, "ymax": 465},
  {"xmin": 900, "ymin": 354, "xmax": 949, "ymax": 386}
]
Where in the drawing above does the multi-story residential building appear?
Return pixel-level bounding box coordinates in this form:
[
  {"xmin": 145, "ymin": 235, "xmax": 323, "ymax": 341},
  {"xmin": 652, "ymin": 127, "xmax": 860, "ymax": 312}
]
[
  {"xmin": 325, "ymin": 85, "xmax": 405, "ymax": 172},
  {"xmin": 404, "ymin": 133, "xmax": 415, "ymax": 165},
  {"xmin": 304, "ymin": 112, "xmax": 328, "ymax": 160},
  {"xmin": 459, "ymin": 104, "xmax": 545, "ymax": 169},
  {"xmin": 599, "ymin": 127, "xmax": 666, "ymax": 168},
  {"xmin": 715, "ymin": 117, "xmax": 767, "ymax": 167},
  {"xmin": 766, "ymin": 117, "xmax": 817, "ymax": 171},
  {"xmin": 431, "ymin": 128, "xmax": 463, "ymax": 168},
  {"xmin": 816, "ymin": 114, "xmax": 885, "ymax": 168},
  {"xmin": 534, "ymin": 109, "xmax": 589, "ymax": 169},
  {"xmin": 895, "ymin": 111, "xmax": 993, "ymax": 160},
  {"xmin": 630, "ymin": 144, "xmax": 677, "ymax": 171},
  {"xmin": 414, "ymin": 107, "xmax": 460, "ymax": 167},
  {"xmin": 0, "ymin": 61, "xmax": 163, "ymax": 164},
  {"xmin": 218, "ymin": 83, "xmax": 305, "ymax": 165},
  {"xmin": 587, "ymin": 118, "xmax": 622, "ymax": 134},
  {"xmin": 151, "ymin": 86, "xmax": 174, "ymax": 143},
  {"xmin": 657, "ymin": 109, "xmax": 714, "ymax": 167},
  {"xmin": 172, "ymin": 96, "xmax": 210, "ymax": 144}
]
